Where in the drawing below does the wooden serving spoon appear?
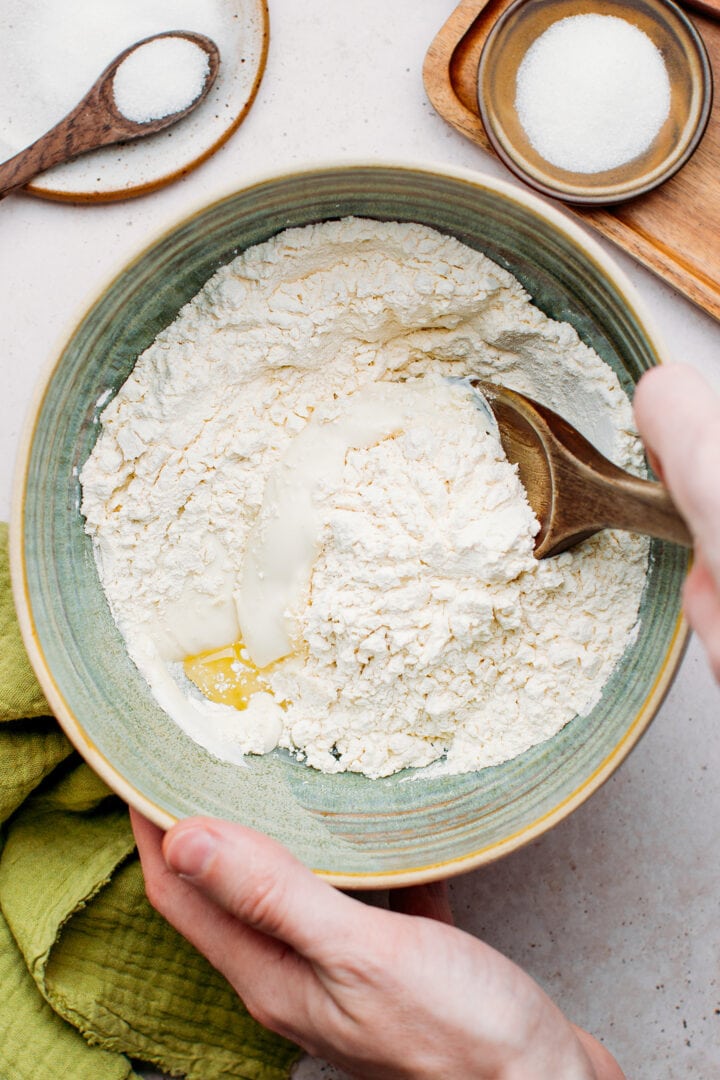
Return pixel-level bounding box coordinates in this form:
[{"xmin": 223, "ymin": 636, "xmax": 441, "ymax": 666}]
[
  {"xmin": 0, "ymin": 31, "xmax": 220, "ymax": 198},
  {"xmin": 473, "ymin": 379, "xmax": 692, "ymax": 558}
]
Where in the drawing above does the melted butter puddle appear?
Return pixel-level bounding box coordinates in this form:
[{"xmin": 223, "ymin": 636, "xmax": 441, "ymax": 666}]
[{"xmin": 184, "ymin": 639, "xmax": 277, "ymax": 710}]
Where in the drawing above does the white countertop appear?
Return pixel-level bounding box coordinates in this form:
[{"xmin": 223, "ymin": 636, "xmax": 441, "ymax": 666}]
[{"xmin": 2, "ymin": 3, "xmax": 719, "ymax": 1077}]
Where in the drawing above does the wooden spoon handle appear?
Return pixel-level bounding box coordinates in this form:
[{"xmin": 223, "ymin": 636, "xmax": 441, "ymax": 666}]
[
  {"xmin": 0, "ymin": 123, "xmax": 101, "ymax": 196},
  {"xmin": 532, "ymin": 397, "xmax": 693, "ymax": 547},
  {"xmin": 582, "ymin": 470, "xmax": 693, "ymax": 547},
  {"xmin": 0, "ymin": 87, "xmax": 125, "ymax": 197}
]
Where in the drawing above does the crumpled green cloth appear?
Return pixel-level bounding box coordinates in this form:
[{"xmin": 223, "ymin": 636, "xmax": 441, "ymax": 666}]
[{"xmin": 0, "ymin": 523, "xmax": 300, "ymax": 1080}]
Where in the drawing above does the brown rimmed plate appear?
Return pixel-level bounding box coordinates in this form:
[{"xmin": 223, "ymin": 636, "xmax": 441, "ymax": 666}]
[{"xmin": 0, "ymin": 0, "xmax": 268, "ymax": 203}]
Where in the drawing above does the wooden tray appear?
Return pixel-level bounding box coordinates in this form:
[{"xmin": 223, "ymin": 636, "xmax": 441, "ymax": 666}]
[{"xmin": 424, "ymin": 0, "xmax": 720, "ymax": 321}]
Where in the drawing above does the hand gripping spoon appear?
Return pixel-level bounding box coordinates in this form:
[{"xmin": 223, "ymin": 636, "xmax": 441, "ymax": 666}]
[
  {"xmin": 0, "ymin": 31, "xmax": 220, "ymax": 198},
  {"xmin": 473, "ymin": 380, "xmax": 692, "ymax": 558}
]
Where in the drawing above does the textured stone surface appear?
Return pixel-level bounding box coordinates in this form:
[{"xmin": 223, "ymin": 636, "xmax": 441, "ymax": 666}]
[{"xmin": 3, "ymin": 2, "xmax": 719, "ymax": 1077}]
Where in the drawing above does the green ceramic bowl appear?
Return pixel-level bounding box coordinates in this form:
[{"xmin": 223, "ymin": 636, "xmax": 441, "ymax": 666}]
[{"xmin": 12, "ymin": 163, "xmax": 689, "ymax": 887}]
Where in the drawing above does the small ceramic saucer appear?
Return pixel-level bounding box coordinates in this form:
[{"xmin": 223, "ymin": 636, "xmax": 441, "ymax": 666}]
[
  {"xmin": 478, "ymin": 0, "xmax": 713, "ymax": 205},
  {"xmin": 0, "ymin": 0, "xmax": 268, "ymax": 203}
]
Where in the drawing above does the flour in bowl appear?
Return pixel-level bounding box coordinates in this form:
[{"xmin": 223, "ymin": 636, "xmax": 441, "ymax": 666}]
[{"xmin": 80, "ymin": 218, "xmax": 648, "ymax": 778}]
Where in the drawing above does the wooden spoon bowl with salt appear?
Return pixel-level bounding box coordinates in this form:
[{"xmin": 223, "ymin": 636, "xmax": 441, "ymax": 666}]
[{"xmin": 0, "ymin": 31, "xmax": 220, "ymax": 198}]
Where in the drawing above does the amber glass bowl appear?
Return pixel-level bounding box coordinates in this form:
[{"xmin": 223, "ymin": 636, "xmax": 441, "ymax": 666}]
[{"xmin": 478, "ymin": 0, "xmax": 713, "ymax": 204}]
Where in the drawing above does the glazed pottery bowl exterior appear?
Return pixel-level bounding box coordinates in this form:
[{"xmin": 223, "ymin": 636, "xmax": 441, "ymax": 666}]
[{"xmin": 12, "ymin": 163, "xmax": 689, "ymax": 887}]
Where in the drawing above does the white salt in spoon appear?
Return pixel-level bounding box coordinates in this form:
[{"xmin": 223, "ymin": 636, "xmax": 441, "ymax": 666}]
[{"xmin": 0, "ymin": 31, "xmax": 220, "ymax": 198}]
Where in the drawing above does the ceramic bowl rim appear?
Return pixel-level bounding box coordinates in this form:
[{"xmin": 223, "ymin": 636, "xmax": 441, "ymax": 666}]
[{"xmin": 10, "ymin": 158, "xmax": 689, "ymax": 887}]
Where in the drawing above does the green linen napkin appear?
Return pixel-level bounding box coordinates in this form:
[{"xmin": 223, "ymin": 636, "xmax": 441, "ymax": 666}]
[{"xmin": 0, "ymin": 523, "xmax": 300, "ymax": 1080}]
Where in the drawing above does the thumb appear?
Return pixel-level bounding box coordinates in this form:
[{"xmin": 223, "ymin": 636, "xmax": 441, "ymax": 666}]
[{"xmin": 163, "ymin": 817, "xmax": 361, "ymax": 963}]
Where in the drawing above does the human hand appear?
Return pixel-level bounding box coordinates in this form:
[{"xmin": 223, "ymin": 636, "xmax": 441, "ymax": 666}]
[
  {"xmin": 634, "ymin": 364, "xmax": 720, "ymax": 679},
  {"xmin": 132, "ymin": 810, "xmax": 622, "ymax": 1079}
]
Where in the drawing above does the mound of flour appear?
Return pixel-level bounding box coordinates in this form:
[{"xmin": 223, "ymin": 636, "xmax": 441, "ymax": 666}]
[{"xmin": 80, "ymin": 217, "xmax": 648, "ymax": 778}]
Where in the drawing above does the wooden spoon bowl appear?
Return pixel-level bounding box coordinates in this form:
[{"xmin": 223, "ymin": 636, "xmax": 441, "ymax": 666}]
[{"xmin": 474, "ymin": 380, "xmax": 692, "ymax": 557}]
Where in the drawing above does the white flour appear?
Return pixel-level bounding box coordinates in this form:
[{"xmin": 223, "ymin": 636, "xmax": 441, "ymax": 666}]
[{"xmin": 80, "ymin": 218, "xmax": 648, "ymax": 778}]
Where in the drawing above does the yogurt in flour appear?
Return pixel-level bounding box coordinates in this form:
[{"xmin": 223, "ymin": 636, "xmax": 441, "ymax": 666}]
[{"xmin": 80, "ymin": 218, "xmax": 648, "ymax": 778}]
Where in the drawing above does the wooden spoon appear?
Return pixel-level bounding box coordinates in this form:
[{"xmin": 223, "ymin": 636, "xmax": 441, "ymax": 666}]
[
  {"xmin": 0, "ymin": 31, "xmax": 220, "ymax": 198},
  {"xmin": 473, "ymin": 380, "xmax": 692, "ymax": 558}
]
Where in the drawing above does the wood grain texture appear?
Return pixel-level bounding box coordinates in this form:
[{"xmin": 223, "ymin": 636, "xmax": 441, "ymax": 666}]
[
  {"xmin": 423, "ymin": 0, "xmax": 720, "ymax": 320},
  {"xmin": 477, "ymin": 382, "xmax": 692, "ymax": 558}
]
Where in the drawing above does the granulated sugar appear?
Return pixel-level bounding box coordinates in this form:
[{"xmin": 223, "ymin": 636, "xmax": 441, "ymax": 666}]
[
  {"xmin": 515, "ymin": 14, "xmax": 671, "ymax": 173},
  {"xmin": 113, "ymin": 36, "xmax": 210, "ymax": 123}
]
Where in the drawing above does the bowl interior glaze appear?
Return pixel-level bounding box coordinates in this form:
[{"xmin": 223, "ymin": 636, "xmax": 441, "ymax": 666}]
[{"xmin": 15, "ymin": 166, "xmax": 689, "ymax": 886}]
